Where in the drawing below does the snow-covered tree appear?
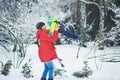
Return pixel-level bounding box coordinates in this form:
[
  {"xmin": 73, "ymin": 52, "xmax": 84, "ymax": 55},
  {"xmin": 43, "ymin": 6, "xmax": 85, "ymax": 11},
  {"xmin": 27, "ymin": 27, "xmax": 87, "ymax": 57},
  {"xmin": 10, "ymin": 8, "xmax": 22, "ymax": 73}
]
[
  {"xmin": 106, "ymin": 0, "xmax": 120, "ymax": 46},
  {"xmin": 0, "ymin": 0, "xmax": 67, "ymax": 68}
]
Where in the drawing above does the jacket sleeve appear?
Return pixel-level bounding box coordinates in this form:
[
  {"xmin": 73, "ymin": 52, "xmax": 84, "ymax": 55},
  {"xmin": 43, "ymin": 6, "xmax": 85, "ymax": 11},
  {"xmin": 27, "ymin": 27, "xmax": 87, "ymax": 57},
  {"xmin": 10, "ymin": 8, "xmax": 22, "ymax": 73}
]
[
  {"xmin": 36, "ymin": 30, "xmax": 59, "ymax": 42},
  {"xmin": 36, "ymin": 30, "xmax": 40, "ymax": 39}
]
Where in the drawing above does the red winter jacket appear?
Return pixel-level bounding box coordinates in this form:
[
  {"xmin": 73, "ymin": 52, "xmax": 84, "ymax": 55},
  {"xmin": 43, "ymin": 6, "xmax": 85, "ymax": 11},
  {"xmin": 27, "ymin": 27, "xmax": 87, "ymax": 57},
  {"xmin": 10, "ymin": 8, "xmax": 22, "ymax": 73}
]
[{"xmin": 36, "ymin": 29, "xmax": 59, "ymax": 62}]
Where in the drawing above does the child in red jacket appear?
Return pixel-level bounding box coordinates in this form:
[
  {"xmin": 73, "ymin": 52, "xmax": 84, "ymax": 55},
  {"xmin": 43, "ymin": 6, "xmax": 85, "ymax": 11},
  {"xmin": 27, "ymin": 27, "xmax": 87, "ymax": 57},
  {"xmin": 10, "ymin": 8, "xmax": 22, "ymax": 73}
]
[{"xmin": 36, "ymin": 22, "xmax": 59, "ymax": 80}]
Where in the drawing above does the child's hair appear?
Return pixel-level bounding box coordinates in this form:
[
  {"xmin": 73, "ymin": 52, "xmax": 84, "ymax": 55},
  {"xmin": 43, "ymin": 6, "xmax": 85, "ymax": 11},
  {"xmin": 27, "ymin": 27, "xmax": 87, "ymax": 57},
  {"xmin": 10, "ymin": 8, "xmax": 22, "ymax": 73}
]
[{"xmin": 36, "ymin": 22, "xmax": 45, "ymax": 29}]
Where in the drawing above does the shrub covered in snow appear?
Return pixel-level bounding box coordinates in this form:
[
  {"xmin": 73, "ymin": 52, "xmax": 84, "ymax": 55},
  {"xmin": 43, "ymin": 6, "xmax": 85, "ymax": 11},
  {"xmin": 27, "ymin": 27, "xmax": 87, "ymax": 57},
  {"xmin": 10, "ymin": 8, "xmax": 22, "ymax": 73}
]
[
  {"xmin": 21, "ymin": 59, "xmax": 33, "ymax": 78},
  {"xmin": 72, "ymin": 61, "xmax": 93, "ymax": 78},
  {"xmin": 54, "ymin": 68, "xmax": 67, "ymax": 77},
  {"xmin": 1, "ymin": 60, "xmax": 12, "ymax": 76}
]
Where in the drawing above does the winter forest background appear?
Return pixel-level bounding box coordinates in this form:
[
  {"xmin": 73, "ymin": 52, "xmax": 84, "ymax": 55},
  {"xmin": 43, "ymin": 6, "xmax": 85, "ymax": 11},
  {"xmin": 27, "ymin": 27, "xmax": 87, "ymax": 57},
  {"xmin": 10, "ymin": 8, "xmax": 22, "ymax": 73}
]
[{"xmin": 0, "ymin": 0, "xmax": 120, "ymax": 80}]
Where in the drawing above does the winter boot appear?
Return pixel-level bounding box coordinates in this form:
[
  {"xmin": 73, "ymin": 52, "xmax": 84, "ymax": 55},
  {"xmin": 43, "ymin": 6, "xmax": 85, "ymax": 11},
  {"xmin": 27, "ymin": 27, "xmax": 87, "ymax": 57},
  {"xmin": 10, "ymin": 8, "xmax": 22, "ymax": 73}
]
[
  {"xmin": 41, "ymin": 78, "xmax": 46, "ymax": 80},
  {"xmin": 48, "ymin": 78, "xmax": 53, "ymax": 80}
]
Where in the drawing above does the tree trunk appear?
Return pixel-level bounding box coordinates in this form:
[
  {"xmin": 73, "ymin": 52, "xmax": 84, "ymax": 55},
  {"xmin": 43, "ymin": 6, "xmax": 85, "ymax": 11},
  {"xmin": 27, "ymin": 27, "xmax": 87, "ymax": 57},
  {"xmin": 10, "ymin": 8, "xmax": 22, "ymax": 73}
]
[{"xmin": 80, "ymin": 1, "xmax": 86, "ymax": 43}]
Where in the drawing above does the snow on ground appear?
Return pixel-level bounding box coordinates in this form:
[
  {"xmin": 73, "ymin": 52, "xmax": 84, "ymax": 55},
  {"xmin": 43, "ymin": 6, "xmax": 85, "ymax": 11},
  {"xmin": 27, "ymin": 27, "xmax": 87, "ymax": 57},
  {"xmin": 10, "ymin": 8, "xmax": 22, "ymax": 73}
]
[{"xmin": 0, "ymin": 44, "xmax": 120, "ymax": 80}]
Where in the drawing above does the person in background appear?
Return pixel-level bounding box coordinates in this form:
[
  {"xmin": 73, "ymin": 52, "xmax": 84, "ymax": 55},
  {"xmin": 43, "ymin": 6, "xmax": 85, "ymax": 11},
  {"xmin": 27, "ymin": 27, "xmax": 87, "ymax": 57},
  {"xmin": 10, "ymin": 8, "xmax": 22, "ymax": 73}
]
[{"xmin": 36, "ymin": 22, "xmax": 59, "ymax": 80}]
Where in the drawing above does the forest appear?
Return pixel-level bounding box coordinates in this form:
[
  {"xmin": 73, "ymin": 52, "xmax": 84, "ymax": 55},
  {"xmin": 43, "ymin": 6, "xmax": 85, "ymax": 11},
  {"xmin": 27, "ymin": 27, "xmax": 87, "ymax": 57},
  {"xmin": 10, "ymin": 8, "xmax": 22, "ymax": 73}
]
[{"xmin": 0, "ymin": 0, "xmax": 120, "ymax": 80}]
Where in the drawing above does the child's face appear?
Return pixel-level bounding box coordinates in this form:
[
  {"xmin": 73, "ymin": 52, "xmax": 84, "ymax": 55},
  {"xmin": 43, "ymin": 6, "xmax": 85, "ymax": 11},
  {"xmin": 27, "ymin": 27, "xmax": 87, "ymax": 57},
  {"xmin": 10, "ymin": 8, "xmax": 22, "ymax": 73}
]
[{"xmin": 41, "ymin": 25, "xmax": 46, "ymax": 30}]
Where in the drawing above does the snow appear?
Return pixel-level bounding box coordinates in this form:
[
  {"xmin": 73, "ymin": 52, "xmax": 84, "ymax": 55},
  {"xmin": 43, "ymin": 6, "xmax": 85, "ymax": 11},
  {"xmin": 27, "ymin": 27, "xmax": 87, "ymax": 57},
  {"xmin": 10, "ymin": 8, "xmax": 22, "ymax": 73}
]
[{"xmin": 0, "ymin": 44, "xmax": 120, "ymax": 80}]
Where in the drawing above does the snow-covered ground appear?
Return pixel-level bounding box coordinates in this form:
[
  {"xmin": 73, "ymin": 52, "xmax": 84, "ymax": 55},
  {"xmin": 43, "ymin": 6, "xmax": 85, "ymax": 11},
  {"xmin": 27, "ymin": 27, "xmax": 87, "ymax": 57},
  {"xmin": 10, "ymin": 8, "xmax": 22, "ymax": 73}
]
[{"xmin": 0, "ymin": 44, "xmax": 120, "ymax": 80}]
